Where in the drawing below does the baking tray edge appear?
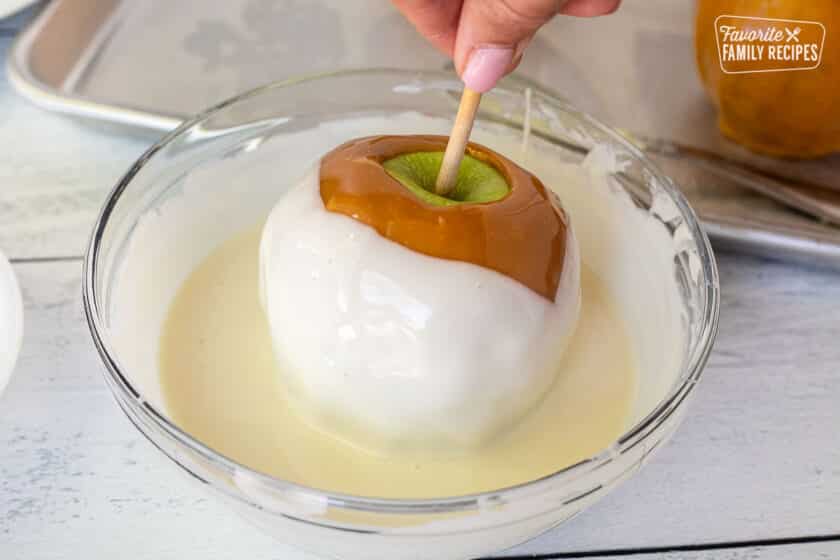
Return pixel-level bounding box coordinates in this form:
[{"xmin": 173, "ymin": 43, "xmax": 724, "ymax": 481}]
[{"xmin": 6, "ymin": 0, "xmax": 181, "ymax": 131}]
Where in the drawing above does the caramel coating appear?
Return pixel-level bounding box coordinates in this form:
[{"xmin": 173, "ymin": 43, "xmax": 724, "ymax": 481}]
[{"xmin": 320, "ymin": 135, "xmax": 569, "ymax": 301}]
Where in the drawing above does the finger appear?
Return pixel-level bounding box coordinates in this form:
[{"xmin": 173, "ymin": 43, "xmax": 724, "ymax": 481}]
[
  {"xmin": 391, "ymin": 0, "xmax": 462, "ymax": 56},
  {"xmin": 559, "ymin": 0, "xmax": 621, "ymax": 17},
  {"xmin": 454, "ymin": 0, "xmax": 562, "ymax": 92}
]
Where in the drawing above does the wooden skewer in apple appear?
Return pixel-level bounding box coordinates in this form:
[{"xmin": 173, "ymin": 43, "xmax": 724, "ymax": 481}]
[{"xmin": 435, "ymin": 88, "xmax": 482, "ymax": 196}]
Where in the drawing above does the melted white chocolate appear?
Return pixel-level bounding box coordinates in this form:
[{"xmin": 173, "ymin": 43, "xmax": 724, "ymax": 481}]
[
  {"xmin": 107, "ymin": 112, "xmax": 687, "ymax": 500},
  {"xmin": 160, "ymin": 225, "xmax": 636, "ymax": 498}
]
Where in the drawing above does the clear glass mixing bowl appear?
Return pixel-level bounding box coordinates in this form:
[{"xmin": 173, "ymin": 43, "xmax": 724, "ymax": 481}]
[{"xmin": 83, "ymin": 69, "xmax": 719, "ymax": 560}]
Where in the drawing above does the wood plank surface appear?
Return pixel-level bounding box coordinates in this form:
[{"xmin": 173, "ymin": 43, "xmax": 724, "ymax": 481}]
[{"xmin": 0, "ymin": 33, "xmax": 153, "ymax": 261}]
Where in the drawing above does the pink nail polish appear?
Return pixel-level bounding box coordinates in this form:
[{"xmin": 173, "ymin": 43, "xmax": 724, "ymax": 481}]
[{"xmin": 462, "ymin": 47, "xmax": 514, "ymax": 93}]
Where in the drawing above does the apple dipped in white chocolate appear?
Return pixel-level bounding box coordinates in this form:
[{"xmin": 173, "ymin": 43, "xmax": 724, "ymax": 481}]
[{"xmin": 259, "ymin": 135, "xmax": 581, "ymax": 455}]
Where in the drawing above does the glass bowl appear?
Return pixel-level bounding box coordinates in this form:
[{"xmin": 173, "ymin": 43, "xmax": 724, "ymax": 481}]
[{"xmin": 83, "ymin": 69, "xmax": 719, "ymax": 560}]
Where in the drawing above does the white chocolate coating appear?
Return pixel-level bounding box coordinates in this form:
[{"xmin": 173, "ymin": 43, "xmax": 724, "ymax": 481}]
[{"xmin": 259, "ymin": 165, "xmax": 581, "ymax": 454}]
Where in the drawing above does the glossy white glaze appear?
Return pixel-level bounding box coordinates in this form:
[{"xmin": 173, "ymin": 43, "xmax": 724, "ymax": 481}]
[{"xmin": 259, "ymin": 163, "xmax": 581, "ymax": 453}]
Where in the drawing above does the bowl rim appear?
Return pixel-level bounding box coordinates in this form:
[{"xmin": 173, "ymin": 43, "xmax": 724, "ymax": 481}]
[{"xmin": 82, "ymin": 67, "xmax": 720, "ymax": 515}]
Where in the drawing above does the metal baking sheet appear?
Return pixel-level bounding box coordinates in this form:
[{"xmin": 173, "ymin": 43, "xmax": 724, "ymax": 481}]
[
  {"xmin": 7, "ymin": 0, "xmax": 450, "ymax": 130},
  {"xmin": 7, "ymin": 0, "xmax": 840, "ymax": 268}
]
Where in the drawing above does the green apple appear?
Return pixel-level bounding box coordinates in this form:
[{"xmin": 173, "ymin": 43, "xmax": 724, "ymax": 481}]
[{"xmin": 383, "ymin": 152, "xmax": 509, "ymax": 206}]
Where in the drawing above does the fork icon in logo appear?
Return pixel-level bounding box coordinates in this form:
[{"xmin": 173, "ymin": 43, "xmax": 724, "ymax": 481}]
[{"xmin": 785, "ymin": 26, "xmax": 802, "ymax": 42}]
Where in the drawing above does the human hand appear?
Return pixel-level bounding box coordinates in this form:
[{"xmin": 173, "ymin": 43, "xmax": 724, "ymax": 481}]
[{"xmin": 392, "ymin": 0, "xmax": 621, "ymax": 92}]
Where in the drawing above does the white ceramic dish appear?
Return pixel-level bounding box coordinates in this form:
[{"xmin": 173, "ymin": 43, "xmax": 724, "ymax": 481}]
[{"xmin": 0, "ymin": 249, "xmax": 23, "ymax": 397}]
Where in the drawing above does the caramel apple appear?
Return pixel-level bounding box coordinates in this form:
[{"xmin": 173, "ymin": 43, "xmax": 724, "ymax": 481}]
[
  {"xmin": 320, "ymin": 135, "xmax": 570, "ymax": 301},
  {"xmin": 259, "ymin": 134, "xmax": 581, "ymax": 454}
]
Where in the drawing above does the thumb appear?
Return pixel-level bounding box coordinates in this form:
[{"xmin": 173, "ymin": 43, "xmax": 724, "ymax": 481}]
[{"xmin": 455, "ymin": 0, "xmax": 620, "ymax": 92}]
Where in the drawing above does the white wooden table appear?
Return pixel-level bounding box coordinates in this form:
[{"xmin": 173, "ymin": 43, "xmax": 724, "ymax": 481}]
[{"xmin": 1, "ymin": 5, "xmax": 839, "ymax": 559}]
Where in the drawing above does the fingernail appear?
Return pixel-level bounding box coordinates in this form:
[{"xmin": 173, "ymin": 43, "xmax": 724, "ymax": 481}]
[{"xmin": 462, "ymin": 46, "xmax": 514, "ymax": 93}]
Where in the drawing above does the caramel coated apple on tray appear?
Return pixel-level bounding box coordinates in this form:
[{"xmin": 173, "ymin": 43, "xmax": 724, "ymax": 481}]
[{"xmin": 260, "ymin": 135, "xmax": 581, "ymax": 455}]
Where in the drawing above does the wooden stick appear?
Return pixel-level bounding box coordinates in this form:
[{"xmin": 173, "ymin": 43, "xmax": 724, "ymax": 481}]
[{"xmin": 435, "ymin": 88, "xmax": 482, "ymax": 196}]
